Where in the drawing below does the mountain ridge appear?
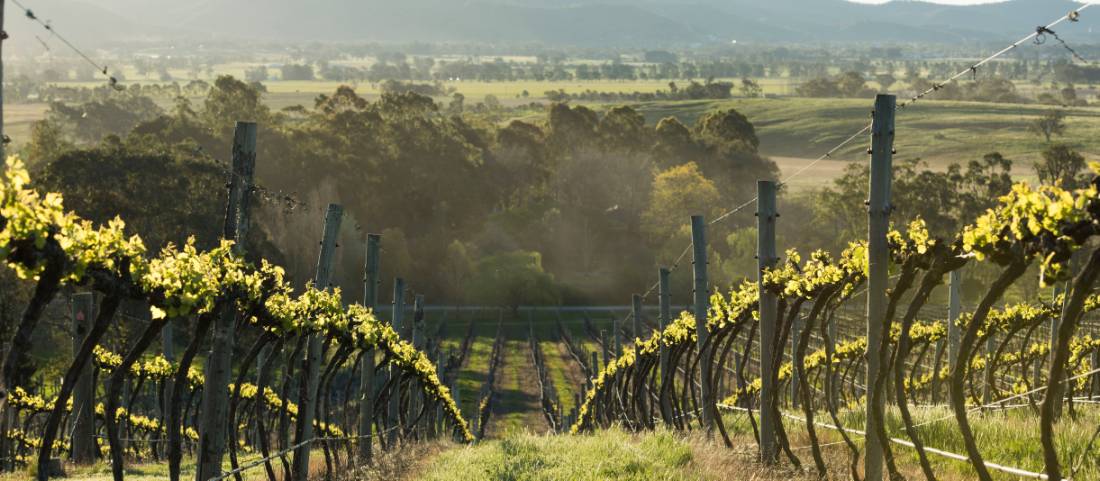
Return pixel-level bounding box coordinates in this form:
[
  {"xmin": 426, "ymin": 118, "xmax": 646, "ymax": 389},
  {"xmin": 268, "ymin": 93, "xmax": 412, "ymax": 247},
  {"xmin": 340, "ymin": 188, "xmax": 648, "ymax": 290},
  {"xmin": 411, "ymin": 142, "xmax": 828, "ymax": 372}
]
[{"xmin": 7, "ymin": 0, "xmax": 1095, "ymax": 48}]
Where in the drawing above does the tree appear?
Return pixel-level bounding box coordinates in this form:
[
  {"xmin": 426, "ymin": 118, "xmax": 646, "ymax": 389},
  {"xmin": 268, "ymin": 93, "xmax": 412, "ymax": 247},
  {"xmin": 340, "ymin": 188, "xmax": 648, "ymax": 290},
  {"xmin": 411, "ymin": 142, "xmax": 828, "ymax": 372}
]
[
  {"xmin": 25, "ymin": 119, "xmax": 73, "ymax": 165},
  {"xmin": 468, "ymin": 251, "xmax": 560, "ymax": 311},
  {"xmin": 740, "ymin": 78, "xmax": 763, "ymax": 98},
  {"xmin": 483, "ymin": 94, "xmax": 501, "ymax": 110},
  {"xmin": 1035, "ymin": 144, "xmax": 1087, "ymax": 189},
  {"xmin": 875, "ymin": 73, "xmax": 896, "ymax": 91},
  {"xmin": 46, "ymin": 94, "xmax": 163, "ymax": 143},
  {"xmin": 1029, "ymin": 109, "xmax": 1067, "ymax": 143},
  {"xmin": 244, "ymin": 65, "xmax": 269, "ymax": 82},
  {"xmin": 202, "ymin": 76, "xmax": 270, "ymax": 132},
  {"xmin": 598, "ymin": 105, "xmax": 649, "ymax": 152},
  {"xmin": 280, "ymin": 63, "xmax": 314, "ymax": 81},
  {"xmin": 642, "ymin": 162, "xmax": 721, "ymax": 242},
  {"xmin": 448, "ymin": 93, "xmax": 465, "ymax": 114},
  {"xmin": 694, "ymin": 108, "xmax": 759, "ymax": 151},
  {"xmin": 836, "ymin": 71, "xmax": 873, "ymax": 97},
  {"xmin": 441, "ymin": 240, "xmax": 475, "ymax": 301}
]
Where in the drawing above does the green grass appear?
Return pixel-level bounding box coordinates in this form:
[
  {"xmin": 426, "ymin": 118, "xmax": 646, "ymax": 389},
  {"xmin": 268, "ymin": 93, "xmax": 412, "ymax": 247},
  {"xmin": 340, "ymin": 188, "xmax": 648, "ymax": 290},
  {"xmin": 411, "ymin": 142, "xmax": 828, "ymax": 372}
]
[
  {"xmin": 409, "ymin": 405, "xmax": 1100, "ymax": 481},
  {"xmin": 1, "ymin": 453, "xmax": 274, "ymax": 481},
  {"xmin": 635, "ymin": 97, "xmax": 1100, "ymax": 175},
  {"xmin": 539, "ymin": 339, "xmax": 578, "ymax": 413},
  {"xmin": 415, "ymin": 428, "xmax": 699, "ymax": 481}
]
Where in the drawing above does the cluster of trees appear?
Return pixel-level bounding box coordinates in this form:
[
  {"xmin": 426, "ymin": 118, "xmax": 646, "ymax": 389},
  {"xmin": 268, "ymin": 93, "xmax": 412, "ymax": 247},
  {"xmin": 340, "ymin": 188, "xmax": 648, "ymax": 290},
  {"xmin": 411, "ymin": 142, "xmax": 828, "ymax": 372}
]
[
  {"xmin": 544, "ymin": 79, "xmax": 736, "ymax": 103},
  {"xmin": 22, "ymin": 76, "xmax": 776, "ymax": 307},
  {"xmin": 20, "ymin": 74, "xmax": 1090, "ymax": 309},
  {"xmin": 7, "ymin": 79, "xmax": 215, "ymax": 104},
  {"xmin": 796, "ymin": 71, "xmax": 875, "ymax": 98},
  {"xmin": 908, "ymin": 77, "xmax": 1028, "ymax": 104}
]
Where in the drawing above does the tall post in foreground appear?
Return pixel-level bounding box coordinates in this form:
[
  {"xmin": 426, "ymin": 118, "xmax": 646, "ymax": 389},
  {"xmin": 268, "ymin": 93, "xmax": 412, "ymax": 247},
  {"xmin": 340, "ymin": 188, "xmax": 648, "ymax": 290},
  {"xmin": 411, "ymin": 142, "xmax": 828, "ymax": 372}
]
[
  {"xmin": 630, "ymin": 293, "xmax": 649, "ymax": 418},
  {"xmin": 658, "ymin": 267, "xmax": 672, "ymax": 417},
  {"xmin": 632, "ymin": 294, "xmax": 644, "ymax": 342},
  {"xmin": 865, "ymin": 94, "xmax": 895, "ymax": 481},
  {"xmin": 387, "ymin": 278, "xmax": 406, "ymax": 447},
  {"xmin": 197, "ymin": 122, "xmax": 256, "ymax": 481},
  {"xmin": 359, "ymin": 234, "xmax": 381, "ymax": 464},
  {"xmin": 600, "ymin": 330, "xmax": 610, "ymax": 367},
  {"xmin": 932, "ymin": 269, "xmax": 961, "ymax": 404},
  {"xmin": 613, "ymin": 316, "xmax": 622, "ymax": 357},
  {"xmin": 757, "ymin": 180, "xmax": 779, "ymax": 463},
  {"xmin": 947, "ymin": 270, "xmax": 961, "ymax": 365},
  {"xmin": 70, "ymin": 293, "xmax": 96, "ymax": 464},
  {"xmin": 791, "ymin": 313, "xmax": 802, "ymax": 408},
  {"xmin": 412, "ymin": 294, "xmax": 426, "ymax": 436},
  {"xmin": 292, "ymin": 204, "xmax": 344, "ymax": 481},
  {"xmin": 691, "ymin": 215, "xmax": 713, "ymax": 431}
]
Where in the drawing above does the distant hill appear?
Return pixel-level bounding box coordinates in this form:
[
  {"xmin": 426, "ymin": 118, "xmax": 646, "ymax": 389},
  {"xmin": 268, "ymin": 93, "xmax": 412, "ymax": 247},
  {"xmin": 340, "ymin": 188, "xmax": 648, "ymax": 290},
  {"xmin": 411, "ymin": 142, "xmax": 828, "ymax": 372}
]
[{"xmin": 8, "ymin": 0, "xmax": 1096, "ymax": 48}]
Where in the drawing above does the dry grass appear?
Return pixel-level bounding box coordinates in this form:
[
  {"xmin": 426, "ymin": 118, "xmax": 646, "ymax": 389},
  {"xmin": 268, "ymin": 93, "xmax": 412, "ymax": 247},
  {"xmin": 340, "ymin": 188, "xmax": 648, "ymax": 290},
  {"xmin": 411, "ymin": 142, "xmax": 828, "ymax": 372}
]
[{"xmin": 347, "ymin": 440, "xmax": 454, "ymax": 481}]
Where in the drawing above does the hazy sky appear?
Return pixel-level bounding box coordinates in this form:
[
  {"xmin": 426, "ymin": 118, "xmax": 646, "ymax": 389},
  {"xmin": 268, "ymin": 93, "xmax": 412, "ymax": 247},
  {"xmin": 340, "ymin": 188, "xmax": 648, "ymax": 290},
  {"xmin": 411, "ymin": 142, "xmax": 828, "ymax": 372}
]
[{"xmin": 849, "ymin": 0, "xmax": 1005, "ymax": 4}]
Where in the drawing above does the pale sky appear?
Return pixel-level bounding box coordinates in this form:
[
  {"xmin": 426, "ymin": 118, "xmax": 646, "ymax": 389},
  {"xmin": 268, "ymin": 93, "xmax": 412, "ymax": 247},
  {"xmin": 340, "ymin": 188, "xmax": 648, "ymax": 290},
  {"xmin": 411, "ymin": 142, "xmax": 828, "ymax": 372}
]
[{"xmin": 848, "ymin": 0, "xmax": 1010, "ymax": 4}]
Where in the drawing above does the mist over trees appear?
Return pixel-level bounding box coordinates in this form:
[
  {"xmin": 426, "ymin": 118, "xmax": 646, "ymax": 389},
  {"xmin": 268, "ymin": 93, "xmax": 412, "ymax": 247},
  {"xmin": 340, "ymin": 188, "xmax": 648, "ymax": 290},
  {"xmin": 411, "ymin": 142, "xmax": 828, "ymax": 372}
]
[{"xmin": 23, "ymin": 76, "xmax": 779, "ymax": 306}]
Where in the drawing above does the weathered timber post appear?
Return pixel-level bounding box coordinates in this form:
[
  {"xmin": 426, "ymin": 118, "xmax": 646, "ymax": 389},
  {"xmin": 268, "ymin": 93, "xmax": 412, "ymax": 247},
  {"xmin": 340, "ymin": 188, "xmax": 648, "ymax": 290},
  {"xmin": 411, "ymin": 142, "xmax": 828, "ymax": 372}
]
[
  {"xmin": 613, "ymin": 316, "xmax": 622, "ymax": 358},
  {"xmin": 658, "ymin": 267, "xmax": 672, "ymax": 420},
  {"xmin": 632, "ymin": 294, "xmax": 644, "ymax": 342},
  {"xmin": 450, "ymin": 376, "xmax": 461, "ymax": 441},
  {"xmin": 588, "ymin": 351, "xmax": 598, "ymax": 391},
  {"xmin": 291, "ymin": 204, "xmax": 344, "ymax": 481},
  {"xmin": 932, "ymin": 270, "xmax": 962, "ymax": 404},
  {"xmin": 196, "ymin": 122, "xmax": 256, "ymax": 481},
  {"xmin": 865, "ymin": 94, "xmax": 895, "ymax": 481},
  {"xmin": 691, "ymin": 214, "xmax": 713, "ymax": 431},
  {"xmin": 412, "ymin": 294, "xmax": 425, "ymax": 437},
  {"xmin": 826, "ymin": 308, "xmax": 839, "ymax": 406},
  {"xmin": 947, "ymin": 270, "xmax": 962, "ymax": 366},
  {"xmin": 791, "ymin": 312, "xmax": 802, "ymax": 408},
  {"xmin": 359, "ymin": 234, "xmax": 381, "ymax": 464},
  {"xmin": 387, "ymin": 278, "xmax": 406, "ymax": 447},
  {"xmin": 757, "ymin": 180, "xmax": 779, "ymax": 463},
  {"xmin": 70, "ymin": 293, "xmax": 96, "ymax": 464},
  {"xmin": 601, "ymin": 330, "xmax": 610, "ymax": 367},
  {"xmin": 1092, "ymin": 349, "xmax": 1100, "ymax": 400}
]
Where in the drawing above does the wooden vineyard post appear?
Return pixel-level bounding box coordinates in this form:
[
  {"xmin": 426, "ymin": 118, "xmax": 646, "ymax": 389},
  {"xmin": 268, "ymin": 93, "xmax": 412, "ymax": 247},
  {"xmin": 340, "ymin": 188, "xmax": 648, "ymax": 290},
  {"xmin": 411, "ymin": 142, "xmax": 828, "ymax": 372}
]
[
  {"xmin": 757, "ymin": 180, "xmax": 779, "ymax": 463},
  {"xmin": 865, "ymin": 94, "xmax": 895, "ymax": 481},
  {"xmin": 601, "ymin": 330, "xmax": 610, "ymax": 367},
  {"xmin": 291, "ymin": 203, "xmax": 344, "ymax": 481},
  {"xmin": 387, "ymin": 278, "xmax": 406, "ymax": 447},
  {"xmin": 413, "ymin": 294, "xmax": 425, "ymax": 348},
  {"xmin": 197, "ymin": 121, "xmax": 257, "ymax": 481},
  {"xmin": 691, "ymin": 214, "xmax": 713, "ymax": 431},
  {"xmin": 658, "ymin": 267, "xmax": 672, "ymax": 420},
  {"xmin": 613, "ymin": 316, "xmax": 622, "ymax": 357},
  {"xmin": 433, "ymin": 351, "xmax": 444, "ymax": 436},
  {"xmin": 827, "ymin": 312, "xmax": 838, "ymax": 404},
  {"xmin": 412, "ymin": 294, "xmax": 425, "ymax": 437},
  {"xmin": 632, "ymin": 294, "xmax": 644, "ymax": 341},
  {"xmin": 450, "ymin": 376, "xmax": 461, "ymax": 441},
  {"xmin": 589, "ymin": 351, "xmax": 599, "ymax": 391},
  {"xmin": 791, "ymin": 312, "xmax": 801, "ymax": 408},
  {"xmin": 630, "ymin": 293, "xmax": 649, "ymax": 418},
  {"xmin": 948, "ymin": 270, "xmax": 962, "ymax": 366},
  {"xmin": 359, "ymin": 233, "xmax": 381, "ymax": 464},
  {"xmin": 1051, "ymin": 270, "xmax": 1074, "ymax": 419},
  {"xmin": 933, "ymin": 269, "xmax": 962, "ymax": 404},
  {"xmin": 69, "ymin": 293, "xmax": 96, "ymax": 464},
  {"xmin": 1093, "ymin": 349, "xmax": 1100, "ymax": 400}
]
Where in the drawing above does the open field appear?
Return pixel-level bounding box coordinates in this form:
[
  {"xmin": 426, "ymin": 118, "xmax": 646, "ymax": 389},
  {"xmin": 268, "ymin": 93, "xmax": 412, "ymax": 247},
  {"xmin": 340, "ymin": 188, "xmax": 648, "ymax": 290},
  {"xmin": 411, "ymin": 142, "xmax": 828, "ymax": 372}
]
[{"xmin": 636, "ymin": 97, "xmax": 1100, "ymax": 172}]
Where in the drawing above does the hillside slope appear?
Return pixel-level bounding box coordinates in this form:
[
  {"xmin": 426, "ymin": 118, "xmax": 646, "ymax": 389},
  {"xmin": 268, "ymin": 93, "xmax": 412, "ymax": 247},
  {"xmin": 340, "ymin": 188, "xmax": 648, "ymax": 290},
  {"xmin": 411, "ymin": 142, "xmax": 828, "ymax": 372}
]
[{"xmin": 38, "ymin": 0, "xmax": 1096, "ymax": 47}]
